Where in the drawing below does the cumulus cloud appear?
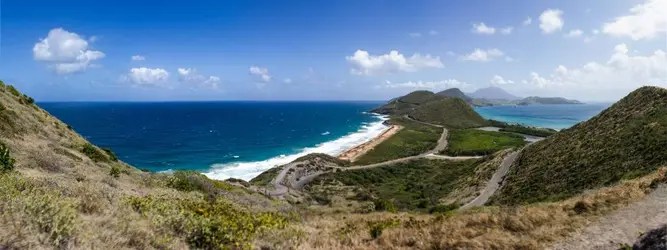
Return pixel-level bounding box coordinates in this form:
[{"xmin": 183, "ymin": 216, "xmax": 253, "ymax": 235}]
[
  {"xmin": 602, "ymin": 0, "xmax": 667, "ymax": 40},
  {"xmin": 523, "ymin": 17, "xmax": 532, "ymax": 26},
  {"xmin": 460, "ymin": 48, "xmax": 505, "ymax": 62},
  {"xmin": 490, "ymin": 75, "xmax": 515, "ymax": 85},
  {"xmin": 178, "ymin": 68, "xmax": 220, "ymax": 89},
  {"xmin": 346, "ymin": 50, "xmax": 444, "ymax": 75},
  {"xmin": 126, "ymin": 68, "xmax": 169, "ymax": 86},
  {"xmin": 131, "ymin": 55, "xmax": 145, "ymax": 61},
  {"xmin": 378, "ymin": 79, "xmax": 468, "ymax": 90},
  {"xmin": 539, "ymin": 9, "xmax": 564, "ymax": 33},
  {"xmin": 520, "ymin": 43, "xmax": 666, "ymax": 100},
  {"xmin": 500, "ymin": 27, "xmax": 514, "ymax": 35},
  {"xmin": 249, "ymin": 66, "xmax": 271, "ymax": 82},
  {"xmin": 472, "ymin": 22, "xmax": 496, "ymax": 34},
  {"xmin": 283, "ymin": 78, "xmax": 292, "ymax": 83},
  {"xmin": 33, "ymin": 28, "xmax": 105, "ymax": 74}
]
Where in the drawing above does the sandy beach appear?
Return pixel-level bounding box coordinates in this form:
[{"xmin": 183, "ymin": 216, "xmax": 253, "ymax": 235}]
[{"xmin": 337, "ymin": 125, "xmax": 402, "ymax": 162}]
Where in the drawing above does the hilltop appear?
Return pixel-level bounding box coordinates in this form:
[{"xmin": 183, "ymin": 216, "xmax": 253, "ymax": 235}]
[
  {"xmin": 370, "ymin": 90, "xmax": 444, "ymax": 115},
  {"xmin": 491, "ymin": 86, "xmax": 667, "ymax": 205},
  {"xmin": 517, "ymin": 96, "xmax": 582, "ymax": 105},
  {"xmin": 436, "ymin": 88, "xmax": 473, "ymax": 103}
]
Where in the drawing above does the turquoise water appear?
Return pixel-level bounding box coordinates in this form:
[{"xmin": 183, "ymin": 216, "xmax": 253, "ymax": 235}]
[
  {"xmin": 474, "ymin": 103, "xmax": 611, "ymax": 130},
  {"xmin": 40, "ymin": 101, "xmax": 386, "ymax": 180}
]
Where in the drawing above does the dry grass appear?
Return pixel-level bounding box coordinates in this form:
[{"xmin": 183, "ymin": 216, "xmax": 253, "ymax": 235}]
[{"xmin": 275, "ymin": 168, "xmax": 667, "ymax": 249}]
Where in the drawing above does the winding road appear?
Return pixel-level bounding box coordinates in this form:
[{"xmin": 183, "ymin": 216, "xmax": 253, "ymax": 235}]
[{"xmin": 460, "ymin": 151, "xmax": 519, "ymax": 209}]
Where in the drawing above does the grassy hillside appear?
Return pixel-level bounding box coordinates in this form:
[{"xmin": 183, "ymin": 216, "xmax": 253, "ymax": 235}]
[
  {"xmin": 353, "ymin": 116, "xmax": 440, "ymax": 165},
  {"xmin": 409, "ymin": 98, "xmax": 489, "ymax": 129},
  {"xmin": 436, "ymin": 88, "xmax": 472, "ymax": 103},
  {"xmin": 370, "ymin": 90, "xmax": 443, "ymax": 115},
  {"xmin": 488, "ymin": 119, "xmax": 558, "ymax": 137},
  {"xmin": 444, "ymin": 129, "xmax": 526, "ymax": 156},
  {"xmin": 0, "ymin": 80, "xmax": 293, "ymax": 249},
  {"xmin": 491, "ymin": 86, "xmax": 667, "ymax": 205},
  {"xmin": 306, "ymin": 158, "xmax": 483, "ymax": 212}
]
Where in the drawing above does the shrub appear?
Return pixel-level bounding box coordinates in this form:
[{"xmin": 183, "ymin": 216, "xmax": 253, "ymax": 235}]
[
  {"xmin": 0, "ymin": 174, "xmax": 78, "ymax": 248},
  {"xmin": 0, "ymin": 142, "xmax": 16, "ymax": 172},
  {"xmin": 124, "ymin": 195, "xmax": 288, "ymax": 249},
  {"xmin": 167, "ymin": 170, "xmax": 233, "ymax": 195},
  {"xmin": 6, "ymin": 85, "xmax": 20, "ymax": 97},
  {"xmin": 428, "ymin": 203, "xmax": 460, "ymax": 214},
  {"xmin": 109, "ymin": 166, "xmax": 121, "ymax": 178},
  {"xmin": 102, "ymin": 148, "xmax": 118, "ymax": 161},
  {"xmin": 373, "ymin": 199, "xmax": 396, "ymax": 212},
  {"xmin": 367, "ymin": 219, "xmax": 400, "ymax": 239},
  {"xmin": 80, "ymin": 143, "xmax": 109, "ymax": 162}
]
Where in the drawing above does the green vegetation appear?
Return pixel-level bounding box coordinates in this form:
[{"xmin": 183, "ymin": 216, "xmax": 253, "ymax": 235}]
[
  {"xmin": 250, "ymin": 165, "xmax": 283, "ymax": 186},
  {"xmin": 0, "ymin": 142, "xmax": 16, "ymax": 172},
  {"xmin": 80, "ymin": 143, "xmax": 110, "ymax": 162},
  {"xmin": 367, "ymin": 219, "xmax": 400, "ymax": 239},
  {"xmin": 0, "ymin": 174, "xmax": 78, "ymax": 248},
  {"xmin": 436, "ymin": 88, "xmax": 472, "ymax": 103},
  {"xmin": 102, "ymin": 147, "xmax": 118, "ymax": 161},
  {"xmin": 410, "ymin": 98, "xmax": 489, "ymax": 129},
  {"xmin": 491, "ymin": 86, "xmax": 667, "ymax": 205},
  {"xmin": 488, "ymin": 119, "xmax": 557, "ymax": 137},
  {"xmin": 308, "ymin": 158, "xmax": 482, "ymax": 211},
  {"xmin": 354, "ymin": 117, "xmax": 440, "ymax": 165},
  {"xmin": 6, "ymin": 85, "xmax": 21, "ymax": 97},
  {"xmin": 125, "ymin": 194, "xmax": 289, "ymax": 249},
  {"xmin": 370, "ymin": 90, "xmax": 445, "ymax": 115},
  {"xmin": 167, "ymin": 170, "xmax": 233, "ymax": 194},
  {"xmin": 109, "ymin": 166, "xmax": 121, "ymax": 178},
  {"xmin": 445, "ymin": 129, "xmax": 526, "ymax": 156}
]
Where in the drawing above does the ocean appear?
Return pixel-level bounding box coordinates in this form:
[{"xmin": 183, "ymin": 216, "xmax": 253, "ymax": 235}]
[
  {"xmin": 40, "ymin": 101, "xmax": 386, "ymax": 180},
  {"xmin": 474, "ymin": 103, "xmax": 611, "ymax": 130},
  {"xmin": 40, "ymin": 102, "xmax": 611, "ymax": 180}
]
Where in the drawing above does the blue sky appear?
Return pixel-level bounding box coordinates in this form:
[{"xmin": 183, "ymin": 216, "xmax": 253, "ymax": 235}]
[{"xmin": 0, "ymin": 0, "xmax": 665, "ymax": 101}]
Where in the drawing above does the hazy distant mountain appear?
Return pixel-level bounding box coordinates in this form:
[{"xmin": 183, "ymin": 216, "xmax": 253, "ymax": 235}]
[
  {"xmin": 517, "ymin": 96, "xmax": 583, "ymax": 105},
  {"xmin": 436, "ymin": 88, "xmax": 473, "ymax": 103},
  {"xmin": 468, "ymin": 87, "xmax": 520, "ymax": 100}
]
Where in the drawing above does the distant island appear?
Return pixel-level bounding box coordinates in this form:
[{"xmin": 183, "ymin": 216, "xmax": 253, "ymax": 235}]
[{"xmin": 436, "ymin": 86, "xmax": 584, "ymax": 107}]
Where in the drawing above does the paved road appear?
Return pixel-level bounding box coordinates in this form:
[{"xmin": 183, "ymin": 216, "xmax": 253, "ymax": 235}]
[{"xmin": 460, "ymin": 151, "xmax": 519, "ymax": 209}]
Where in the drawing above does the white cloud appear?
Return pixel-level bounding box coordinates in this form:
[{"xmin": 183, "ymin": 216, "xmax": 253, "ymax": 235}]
[
  {"xmin": 523, "ymin": 17, "xmax": 532, "ymax": 26},
  {"xmin": 505, "ymin": 56, "xmax": 514, "ymax": 62},
  {"xmin": 490, "ymin": 75, "xmax": 515, "ymax": 85},
  {"xmin": 178, "ymin": 68, "xmax": 220, "ymax": 89},
  {"xmin": 521, "ymin": 43, "xmax": 667, "ymax": 100},
  {"xmin": 409, "ymin": 32, "xmax": 422, "ymax": 38},
  {"xmin": 460, "ymin": 48, "xmax": 505, "ymax": 62},
  {"xmin": 429, "ymin": 30, "xmax": 439, "ymax": 35},
  {"xmin": 127, "ymin": 68, "xmax": 169, "ymax": 86},
  {"xmin": 539, "ymin": 9, "xmax": 564, "ymax": 33},
  {"xmin": 283, "ymin": 78, "xmax": 292, "ymax": 83},
  {"xmin": 500, "ymin": 27, "xmax": 514, "ymax": 35},
  {"xmin": 33, "ymin": 28, "xmax": 105, "ymax": 74},
  {"xmin": 602, "ymin": 0, "xmax": 667, "ymax": 40},
  {"xmin": 250, "ymin": 66, "xmax": 271, "ymax": 82},
  {"xmin": 472, "ymin": 22, "xmax": 496, "ymax": 34},
  {"xmin": 565, "ymin": 29, "xmax": 584, "ymax": 38},
  {"xmin": 346, "ymin": 50, "xmax": 444, "ymax": 75},
  {"xmin": 378, "ymin": 79, "xmax": 468, "ymax": 90},
  {"xmin": 131, "ymin": 55, "xmax": 146, "ymax": 61}
]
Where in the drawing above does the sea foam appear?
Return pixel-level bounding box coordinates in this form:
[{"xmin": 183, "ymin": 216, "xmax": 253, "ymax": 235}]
[{"xmin": 204, "ymin": 114, "xmax": 389, "ymax": 181}]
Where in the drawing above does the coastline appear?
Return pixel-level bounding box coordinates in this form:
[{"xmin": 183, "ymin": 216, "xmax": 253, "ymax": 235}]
[{"xmin": 337, "ymin": 125, "xmax": 402, "ymax": 162}]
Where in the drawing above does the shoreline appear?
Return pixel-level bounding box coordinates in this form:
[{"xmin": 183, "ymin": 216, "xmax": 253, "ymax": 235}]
[{"xmin": 337, "ymin": 125, "xmax": 402, "ymax": 162}]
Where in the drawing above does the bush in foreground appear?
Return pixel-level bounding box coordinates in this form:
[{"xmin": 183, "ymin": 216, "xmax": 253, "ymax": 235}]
[{"xmin": 0, "ymin": 142, "xmax": 16, "ymax": 172}]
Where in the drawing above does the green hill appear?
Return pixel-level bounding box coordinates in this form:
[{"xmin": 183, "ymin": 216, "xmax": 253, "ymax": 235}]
[
  {"xmin": 491, "ymin": 86, "xmax": 667, "ymax": 205},
  {"xmin": 370, "ymin": 90, "xmax": 443, "ymax": 115},
  {"xmin": 409, "ymin": 98, "xmax": 489, "ymax": 129},
  {"xmin": 436, "ymin": 88, "xmax": 473, "ymax": 103}
]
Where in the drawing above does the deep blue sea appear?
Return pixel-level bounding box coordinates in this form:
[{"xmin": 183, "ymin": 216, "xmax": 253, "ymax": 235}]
[
  {"xmin": 474, "ymin": 103, "xmax": 611, "ymax": 130},
  {"xmin": 40, "ymin": 101, "xmax": 611, "ymax": 180},
  {"xmin": 40, "ymin": 102, "xmax": 386, "ymax": 180}
]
